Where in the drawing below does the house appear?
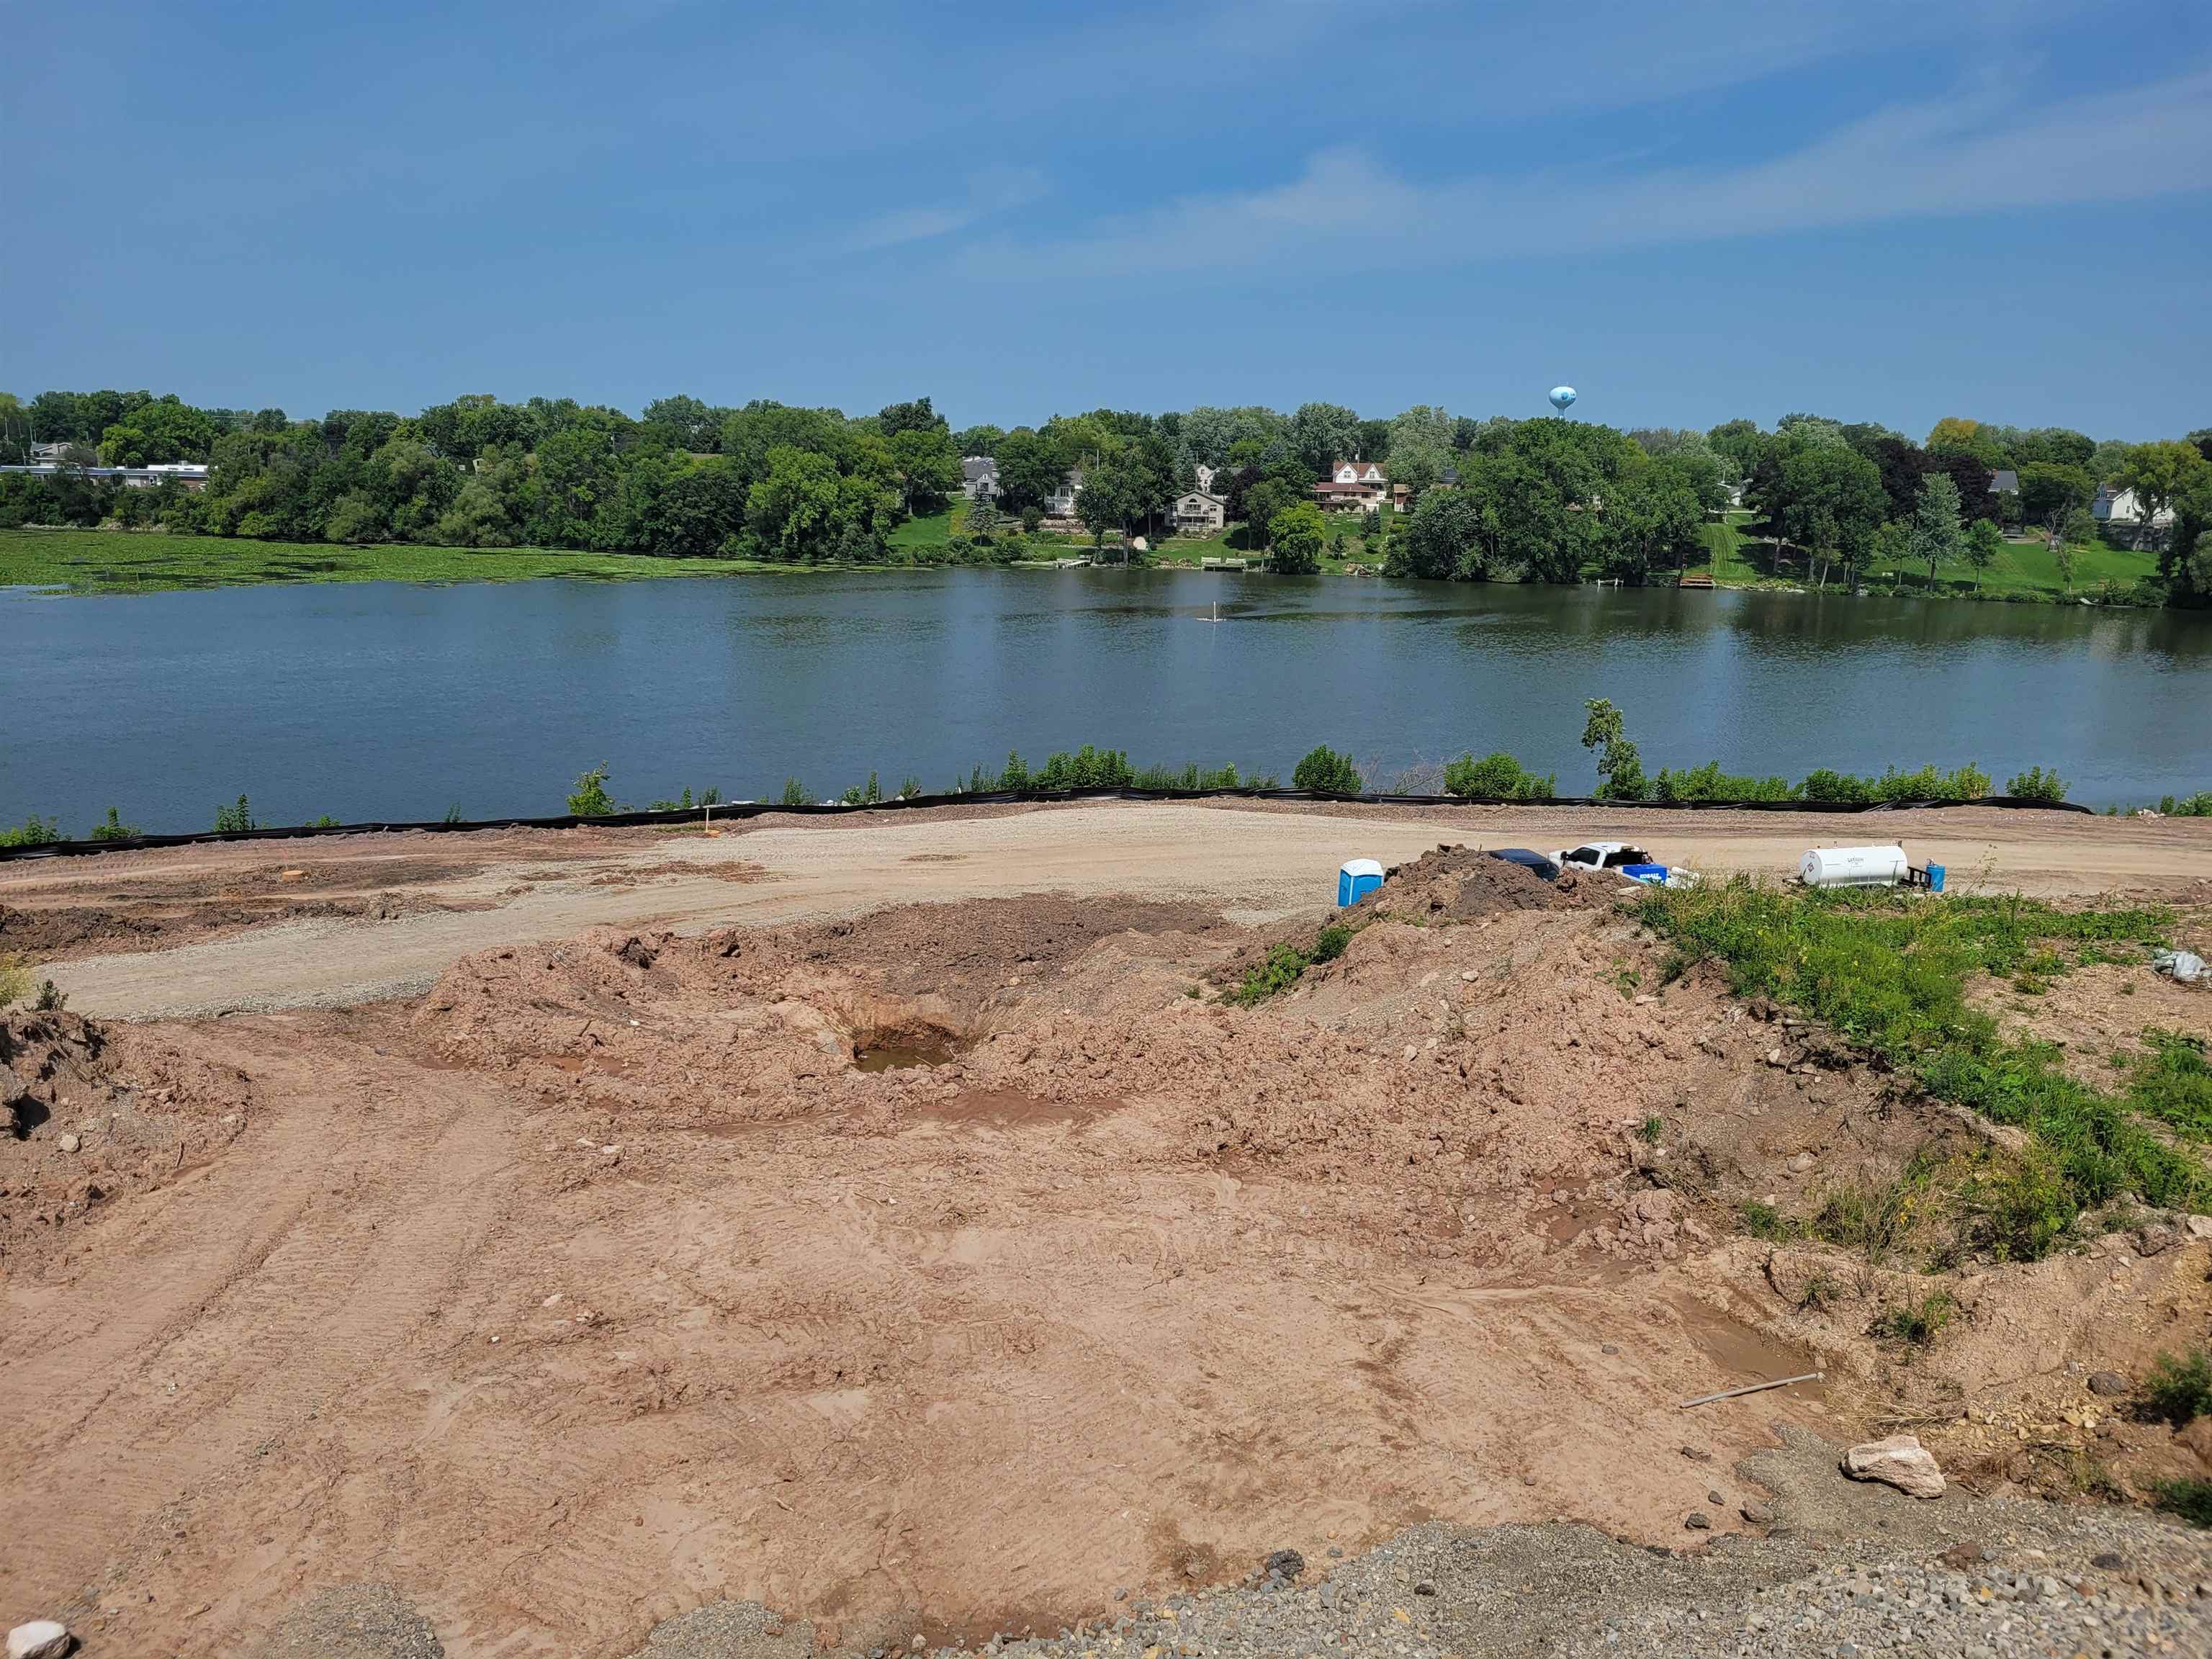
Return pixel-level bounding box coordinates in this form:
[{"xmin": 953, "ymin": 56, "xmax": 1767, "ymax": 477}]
[
  {"xmin": 1193, "ymin": 462, "xmax": 1218, "ymax": 493},
  {"xmin": 961, "ymin": 456, "xmax": 1000, "ymax": 502},
  {"xmin": 1046, "ymin": 467, "xmax": 1084, "ymax": 518},
  {"xmin": 1171, "ymin": 490, "xmax": 1226, "ymax": 536},
  {"xmin": 0, "ymin": 464, "xmax": 210, "ymax": 491},
  {"xmin": 1310, "ymin": 459, "xmax": 1408, "ymax": 513},
  {"xmin": 1987, "ymin": 469, "xmax": 2019, "ymax": 497},
  {"xmin": 2092, "ymin": 484, "xmax": 2175, "ymax": 529}
]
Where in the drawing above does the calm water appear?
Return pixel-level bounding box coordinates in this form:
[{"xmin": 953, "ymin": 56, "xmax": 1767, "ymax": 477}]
[{"xmin": 5, "ymin": 570, "xmax": 2210, "ymax": 832}]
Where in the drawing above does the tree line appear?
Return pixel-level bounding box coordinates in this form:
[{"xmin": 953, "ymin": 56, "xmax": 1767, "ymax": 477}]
[{"xmin": 3, "ymin": 387, "xmax": 2208, "ymax": 604}]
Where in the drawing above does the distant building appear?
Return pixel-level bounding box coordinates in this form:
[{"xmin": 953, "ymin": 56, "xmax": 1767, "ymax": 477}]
[
  {"xmin": 1046, "ymin": 467, "xmax": 1084, "ymax": 518},
  {"xmin": 2092, "ymin": 484, "xmax": 2174, "ymax": 529},
  {"xmin": 961, "ymin": 456, "xmax": 1000, "ymax": 502},
  {"xmin": 1171, "ymin": 490, "xmax": 1227, "ymax": 536},
  {"xmin": 1311, "ymin": 459, "xmax": 1406, "ymax": 513},
  {"xmin": 0, "ymin": 463, "xmax": 210, "ymax": 491},
  {"xmin": 1987, "ymin": 469, "xmax": 2019, "ymax": 496},
  {"xmin": 1193, "ymin": 462, "xmax": 1218, "ymax": 493}
]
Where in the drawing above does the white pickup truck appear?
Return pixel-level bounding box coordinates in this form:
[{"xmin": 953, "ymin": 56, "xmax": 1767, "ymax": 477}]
[{"xmin": 1550, "ymin": 841, "xmax": 1699, "ymax": 886}]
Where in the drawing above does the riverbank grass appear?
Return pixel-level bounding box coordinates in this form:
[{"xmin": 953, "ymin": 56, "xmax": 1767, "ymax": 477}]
[
  {"xmin": 1638, "ymin": 878, "xmax": 2205, "ymax": 1262},
  {"xmin": 0, "ymin": 529, "xmax": 811, "ymax": 595}
]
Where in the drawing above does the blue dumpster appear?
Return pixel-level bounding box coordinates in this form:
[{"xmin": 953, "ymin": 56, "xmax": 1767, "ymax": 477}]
[{"xmin": 1338, "ymin": 858, "xmax": 1384, "ymax": 907}]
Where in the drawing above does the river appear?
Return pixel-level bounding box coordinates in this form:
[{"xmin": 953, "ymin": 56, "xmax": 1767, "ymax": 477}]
[{"xmin": 4, "ymin": 569, "xmax": 2208, "ymax": 832}]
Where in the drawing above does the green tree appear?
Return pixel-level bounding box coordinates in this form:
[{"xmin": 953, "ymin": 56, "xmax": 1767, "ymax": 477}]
[
  {"xmin": 1442, "ymin": 752, "xmax": 1554, "ymax": 799},
  {"xmin": 1266, "ymin": 502, "xmax": 1326, "ymax": 573},
  {"xmin": 567, "ymin": 765, "xmax": 615, "ymax": 815},
  {"xmin": 2115, "ymin": 441, "xmax": 2210, "ymax": 551},
  {"xmin": 1075, "ymin": 456, "xmax": 1141, "ymax": 552},
  {"xmin": 1961, "ymin": 516, "xmax": 2004, "ymax": 593},
  {"xmin": 1238, "ymin": 477, "xmax": 1302, "ymax": 552},
  {"xmin": 1580, "ymin": 698, "xmax": 1645, "ymax": 801},
  {"xmin": 992, "ymin": 428, "xmax": 1066, "ymax": 517},
  {"xmin": 888, "ymin": 425, "xmax": 961, "ymax": 516},
  {"xmin": 1390, "ymin": 487, "xmax": 1491, "ymax": 580},
  {"xmin": 2017, "ymin": 462, "xmax": 2094, "ymax": 534},
  {"xmin": 1909, "ymin": 472, "xmax": 1964, "ymax": 590},
  {"xmin": 1601, "ymin": 462, "xmax": 1704, "ymax": 584},
  {"xmin": 1292, "ymin": 745, "xmax": 1364, "ymax": 794},
  {"xmin": 2052, "ymin": 506, "xmax": 2095, "ymax": 593},
  {"xmin": 1776, "ymin": 443, "xmax": 1887, "ymax": 584},
  {"xmin": 1288, "ymin": 402, "xmax": 1362, "ymax": 478}
]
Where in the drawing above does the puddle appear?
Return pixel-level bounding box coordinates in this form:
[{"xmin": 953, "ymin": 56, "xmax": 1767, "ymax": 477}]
[
  {"xmin": 908, "ymin": 1089, "xmax": 1103, "ymax": 1128},
  {"xmin": 1674, "ymin": 1295, "xmax": 1827, "ymax": 1402},
  {"xmin": 854, "ymin": 1039, "xmax": 959, "ymax": 1072}
]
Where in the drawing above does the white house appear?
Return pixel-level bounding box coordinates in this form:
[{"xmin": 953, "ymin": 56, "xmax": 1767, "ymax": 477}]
[
  {"xmin": 1171, "ymin": 490, "xmax": 1226, "ymax": 536},
  {"xmin": 1311, "ymin": 459, "xmax": 1406, "ymax": 513},
  {"xmin": 1193, "ymin": 462, "xmax": 1218, "ymax": 493},
  {"xmin": 1046, "ymin": 467, "xmax": 1084, "ymax": 518},
  {"xmin": 961, "ymin": 456, "xmax": 1000, "ymax": 501},
  {"xmin": 2092, "ymin": 485, "xmax": 2175, "ymax": 529}
]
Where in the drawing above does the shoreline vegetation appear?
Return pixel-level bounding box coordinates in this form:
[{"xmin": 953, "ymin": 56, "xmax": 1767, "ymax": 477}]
[
  {"xmin": 4, "ymin": 392, "xmax": 2206, "ymax": 608},
  {"xmin": 7, "ymin": 735, "xmax": 2203, "ymax": 848}
]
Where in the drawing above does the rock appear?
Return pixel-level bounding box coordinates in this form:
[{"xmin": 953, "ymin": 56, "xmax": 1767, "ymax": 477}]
[
  {"xmin": 2186, "ymin": 1214, "xmax": 2212, "ymax": 1240},
  {"xmin": 1318, "ymin": 1583, "xmax": 1337, "ymax": 1610},
  {"xmin": 1413, "ymin": 1579, "xmax": 1437, "ymax": 1596},
  {"xmin": 1601, "ymin": 1343, "xmax": 1619, "ymax": 1355},
  {"xmin": 1681, "ymin": 1444, "xmax": 1712, "ymax": 1463},
  {"xmin": 58, "ymin": 1133, "xmax": 81, "ymax": 1154},
  {"xmin": 1840, "ymin": 1434, "xmax": 1946, "ymax": 1498},
  {"xmin": 1684, "ymin": 1512, "xmax": 1711, "ymax": 1530},
  {"xmin": 1263, "ymin": 1548, "xmax": 1305, "ymax": 1581},
  {"xmin": 1707, "ymin": 1488, "xmax": 1724, "ymax": 1504},
  {"xmin": 2087, "ymin": 1370, "xmax": 2130, "ymax": 1397},
  {"xmin": 2135, "ymin": 1222, "xmax": 2179, "ymax": 1256},
  {"xmin": 1788, "ymin": 1152, "xmax": 1816, "ymax": 1174},
  {"xmin": 1740, "ymin": 1501, "xmax": 1775, "ymax": 1525},
  {"xmin": 2092, "ymin": 1552, "xmax": 2128, "ymax": 1570},
  {"xmin": 6, "ymin": 1623, "xmax": 71, "ymax": 1659},
  {"xmin": 2176, "ymin": 1415, "xmax": 2212, "ymax": 1472}
]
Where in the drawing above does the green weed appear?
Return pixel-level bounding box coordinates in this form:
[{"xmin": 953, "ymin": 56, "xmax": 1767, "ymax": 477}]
[
  {"xmin": 2153, "ymin": 1478, "xmax": 2212, "ymax": 1527},
  {"xmin": 1870, "ymin": 1290, "xmax": 1955, "ymax": 1346},
  {"xmin": 2142, "ymin": 1349, "xmax": 2212, "ymax": 1426}
]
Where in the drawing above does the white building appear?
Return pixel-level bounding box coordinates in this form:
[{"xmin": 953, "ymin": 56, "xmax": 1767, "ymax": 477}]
[{"xmin": 2092, "ymin": 485, "xmax": 2175, "ymax": 529}]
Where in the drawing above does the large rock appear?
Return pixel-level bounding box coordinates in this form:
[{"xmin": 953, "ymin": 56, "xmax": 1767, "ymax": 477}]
[
  {"xmin": 1840, "ymin": 1434, "xmax": 1946, "ymax": 1498},
  {"xmin": 7, "ymin": 1622, "xmax": 73, "ymax": 1659}
]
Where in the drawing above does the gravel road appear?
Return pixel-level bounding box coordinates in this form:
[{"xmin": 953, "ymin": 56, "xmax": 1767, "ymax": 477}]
[{"xmin": 18, "ymin": 801, "xmax": 2211, "ymax": 1020}]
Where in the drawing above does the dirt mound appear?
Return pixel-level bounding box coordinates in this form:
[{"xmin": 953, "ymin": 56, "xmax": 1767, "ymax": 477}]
[
  {"xmin": 1367, "ymin": 842, "xmax": 1614, "ymax": 920},
  {"xmin": 13, "ymin": 884, "xmax": 2212, "ymax": 1656},
  {"xmin": 1, "ymin": 1006, "xmax": 253, "ymax": 1268}
]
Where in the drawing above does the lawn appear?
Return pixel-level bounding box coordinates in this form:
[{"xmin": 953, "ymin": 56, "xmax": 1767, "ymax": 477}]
[
  {"xmin": 1686, "ymin": 512, "xmax": 2159, "ymax": 603},
  {"xmin": 0, "ymin": 529, "xmax": 802, "ymax": 595},
  {"xmin": 888, "ymin": 503, "xmax": 962, "ymax": 549}
]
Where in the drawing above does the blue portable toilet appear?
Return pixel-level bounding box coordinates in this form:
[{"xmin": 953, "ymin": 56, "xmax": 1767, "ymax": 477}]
[
  {"xmin": 1926, "ymin": 863, "xmax": 1946, "ymax": 894},
  {"xmin": 1338, "ymin": 858, "xmax": 1384, "ymax": 907}
]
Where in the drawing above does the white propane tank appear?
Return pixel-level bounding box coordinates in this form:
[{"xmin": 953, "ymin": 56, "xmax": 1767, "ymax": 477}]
[{"xmin": 1798, "ymin": 845, "xmax": 1910, "ymax": 888}]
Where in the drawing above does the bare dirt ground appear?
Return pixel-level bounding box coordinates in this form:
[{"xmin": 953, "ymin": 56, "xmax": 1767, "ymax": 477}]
[
  {"xmin": 4, "ymin": 810, "xmax": 2211, "ymax": 1657},
  {"xmin": 8, "ymin": 801, "xmax": 2210, "ymax": 1020}
]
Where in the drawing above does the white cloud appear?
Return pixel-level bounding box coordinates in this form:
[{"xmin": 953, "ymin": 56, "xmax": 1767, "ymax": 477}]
[
  {"xmin": 970, "ymin": 66, "xmax": 2212, "ymax": 278},
  {"xmin": 842, "ymin": 168, "xmax": 1049, "ymax": 253}
]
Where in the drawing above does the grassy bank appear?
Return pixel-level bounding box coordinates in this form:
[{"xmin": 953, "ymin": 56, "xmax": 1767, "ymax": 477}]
[
  {"xmin": 1685, "ymin": 512, "xmax": 2161, "ymax": 603},
  {"xmin": 0, "ymin": 528, "xmax": 811, "ymax": 595},
  {"xmin": 1640, "ymin": 879, "xmax": 2207, "ymax": 1262}
]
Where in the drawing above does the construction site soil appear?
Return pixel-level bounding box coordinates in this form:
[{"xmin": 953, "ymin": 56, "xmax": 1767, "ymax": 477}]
[{"xmin": 4, "ymin": 810, "xmax": 2211, "ymax": 1656}]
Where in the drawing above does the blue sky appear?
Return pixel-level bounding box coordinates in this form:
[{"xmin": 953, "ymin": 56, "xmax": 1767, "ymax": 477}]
[{"xmin": 5, "ymin": 0, "xmax": 2208, "ymax": 438}]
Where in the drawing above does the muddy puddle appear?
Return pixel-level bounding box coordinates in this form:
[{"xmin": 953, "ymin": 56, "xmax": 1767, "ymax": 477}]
[
  {"xmin": 906, "ymin": 1089, "xmax": 1106, "ymax": 1129},
  {"xmin": 1673, "ymin": 1295, "xmax": 1828, "ymax": 1403},
  {"xmin": 855, "ymin": 1038, "xmax": 961, "ymax": 1072}
]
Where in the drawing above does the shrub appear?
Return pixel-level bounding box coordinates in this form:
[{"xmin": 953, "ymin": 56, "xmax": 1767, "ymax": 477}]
[
  {"xmin": 0, "ymin": 954, "xmax": 31, "ymax": 1007},
  {"xmin": 2154, "ymin": 1478, "xmax": 2212, "ymax": 1527},
  {"xmin": 1312, "ymin": 924, "xmax": 1352, "ymax": 963},
  {"xmin": 566, "ymin": 766, "xmax": 614, "ymax": 817},
  {"xmin": 1580, "ymin": 698, "xmax": 1646, "ymax": 801},
  {"xmin": 2142, "ymin": 1348, "xmax": 2212, "ymax": 1426},
  {"xmin": 1443, "ymin": 752, "xmax": 1555, "ymax": 800},
  {"xmin": 1739, "ymin": 1200, "xmax": 1796, "ymax": 1240},
  {"xmin": 2005, "ymin": 765, "xmax": 2069, "ymax": 803},
  {"xmin": 779, "ymin": 778, "xmax": 813, "ymax": 806},
  {"xmin": 87, "ymin": 807, "xmax": 138, "ymax": 842},
  {"xmin": 212, "ymin": 795, "xmax": 257, "ymax": 834},
  {"xmin": 840, "ymin": 771, "xmax": 884, "ymax": 806},
  {"xmin": 0, "ymin": 815, "xmax": 61, "ymax": 848},
  {"xmin": 2155, "ymin": 791, "xmax": 2212, "ymax": 817},
  {"xmin": 1231, "ymin": 943, "xmax": 1310, "ymax": 1004},
  {"xmin": 1651, "ymin": 761, "xmax": 1794, "ymax": 804},
  {"xmin": 1293, "ymin": 745, "xmax": 1364, "ymax": 795},
  {"xmin": 1870, "ymin": 1290, "xmax": 1955, "ymax": 1346}
]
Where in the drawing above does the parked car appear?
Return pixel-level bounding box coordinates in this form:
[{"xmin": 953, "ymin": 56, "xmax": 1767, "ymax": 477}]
[{"xmin": 1487, "ymin": 848, "xmax": 1563, "ymax": 881}]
